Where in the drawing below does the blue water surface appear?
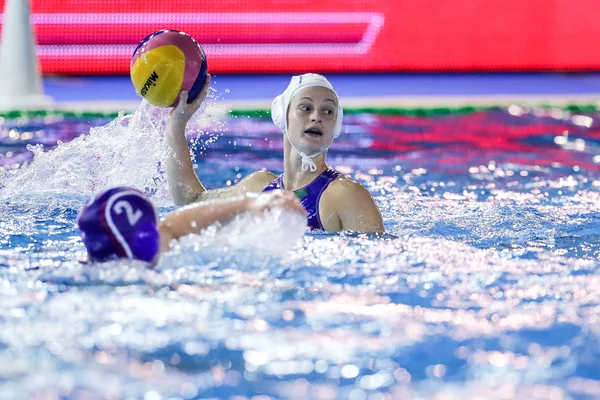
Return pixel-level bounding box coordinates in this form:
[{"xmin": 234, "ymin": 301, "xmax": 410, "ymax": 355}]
[{"xmin": 0, "ymin": 103, "xmax": 600, "ymax": 399}]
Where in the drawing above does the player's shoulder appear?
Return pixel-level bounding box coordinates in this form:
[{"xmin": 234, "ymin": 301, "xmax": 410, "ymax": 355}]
[
  {"xmin": 327, "ymin": 174, "xmax": 370, "ymax": 198},
  {"xmin": 240, "ymin": 169, "xmax": 278, "ymax": 192}
]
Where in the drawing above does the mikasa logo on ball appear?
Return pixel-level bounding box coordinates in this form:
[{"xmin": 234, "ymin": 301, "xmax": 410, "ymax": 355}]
[
  {"xmin": 140, "ymin": 71, "xmax": 159, "ymax": 96},
  {"xmin": 130, "ymin": 30, "xmax": 208, "ymax": 107}
]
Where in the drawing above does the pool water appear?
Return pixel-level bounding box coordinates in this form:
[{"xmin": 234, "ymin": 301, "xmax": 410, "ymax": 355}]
[{"xmin": 1, "ymin": 102, "xmax": 600, "ymax": 399}]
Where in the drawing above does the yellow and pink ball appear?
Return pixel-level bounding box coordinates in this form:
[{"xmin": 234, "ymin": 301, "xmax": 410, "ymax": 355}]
[{"xmin": 130, "ymin": 30, "xmax": 208, "ymax": 108}]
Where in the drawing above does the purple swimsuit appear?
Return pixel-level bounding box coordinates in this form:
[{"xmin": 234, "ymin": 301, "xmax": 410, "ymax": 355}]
[{"xmin": 262, "ymin": 168, "xmax": 342, "ymax": 231}]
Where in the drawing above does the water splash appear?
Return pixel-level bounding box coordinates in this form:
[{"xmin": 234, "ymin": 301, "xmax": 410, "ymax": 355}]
[
  {"xmin": 0, "ymin": 100, "xmax": 226, "ymax": 207},
  {"xmin": 157, "ymin": 208, "xmax": 308, "ymax": 273}
]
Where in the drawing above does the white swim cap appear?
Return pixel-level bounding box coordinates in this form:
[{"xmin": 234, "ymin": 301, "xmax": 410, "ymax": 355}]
[{"xmin": 271, "ymin": 73, "xmax": 344, "ymax": 172}]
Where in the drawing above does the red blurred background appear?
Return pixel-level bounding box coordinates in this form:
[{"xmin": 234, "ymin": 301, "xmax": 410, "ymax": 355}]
[{"xmin": 1, "ymin": 0, "xmax": 599, "ymax": 75}]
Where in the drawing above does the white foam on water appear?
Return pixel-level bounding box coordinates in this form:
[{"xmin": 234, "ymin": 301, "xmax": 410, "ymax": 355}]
[{"xmin": 157, "ymin": 208, "xmax": 307, "ymax": 270}]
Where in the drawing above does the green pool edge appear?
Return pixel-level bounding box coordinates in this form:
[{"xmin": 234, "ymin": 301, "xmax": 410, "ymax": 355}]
[{"xmin": 0, "ymin": 104, "xmax": 598, "ymax": 120}]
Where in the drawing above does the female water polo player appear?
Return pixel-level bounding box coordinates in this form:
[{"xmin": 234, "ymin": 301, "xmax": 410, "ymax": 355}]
[
  {"xmin": 78, "ymin": 188, "xmax": 306, "ymax": 264},
  {"xmin": 166, "ymin": 73, "xmax": 385, "ymax": 233}
]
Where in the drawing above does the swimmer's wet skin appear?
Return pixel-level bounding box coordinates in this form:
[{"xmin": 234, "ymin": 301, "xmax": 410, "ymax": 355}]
[{"xmin": 165, "ymin": 73, "xmax": 385, "ymax": 233}]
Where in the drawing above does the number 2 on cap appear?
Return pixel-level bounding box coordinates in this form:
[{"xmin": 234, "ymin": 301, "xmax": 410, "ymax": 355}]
[{"xmin": 114, "ymin": 200, "xmax": 143, "ymax": 226}]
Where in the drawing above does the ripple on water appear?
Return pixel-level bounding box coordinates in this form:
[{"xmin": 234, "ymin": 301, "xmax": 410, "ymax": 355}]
[{"xmin": 1, "ymin": 106, "xmax": 600, "ymax": 398}]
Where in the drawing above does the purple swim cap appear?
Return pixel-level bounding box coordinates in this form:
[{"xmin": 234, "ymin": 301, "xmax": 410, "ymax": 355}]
[{"xmin": 78, "ymin": 187, "xmax": 160, "ymax": 263}]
